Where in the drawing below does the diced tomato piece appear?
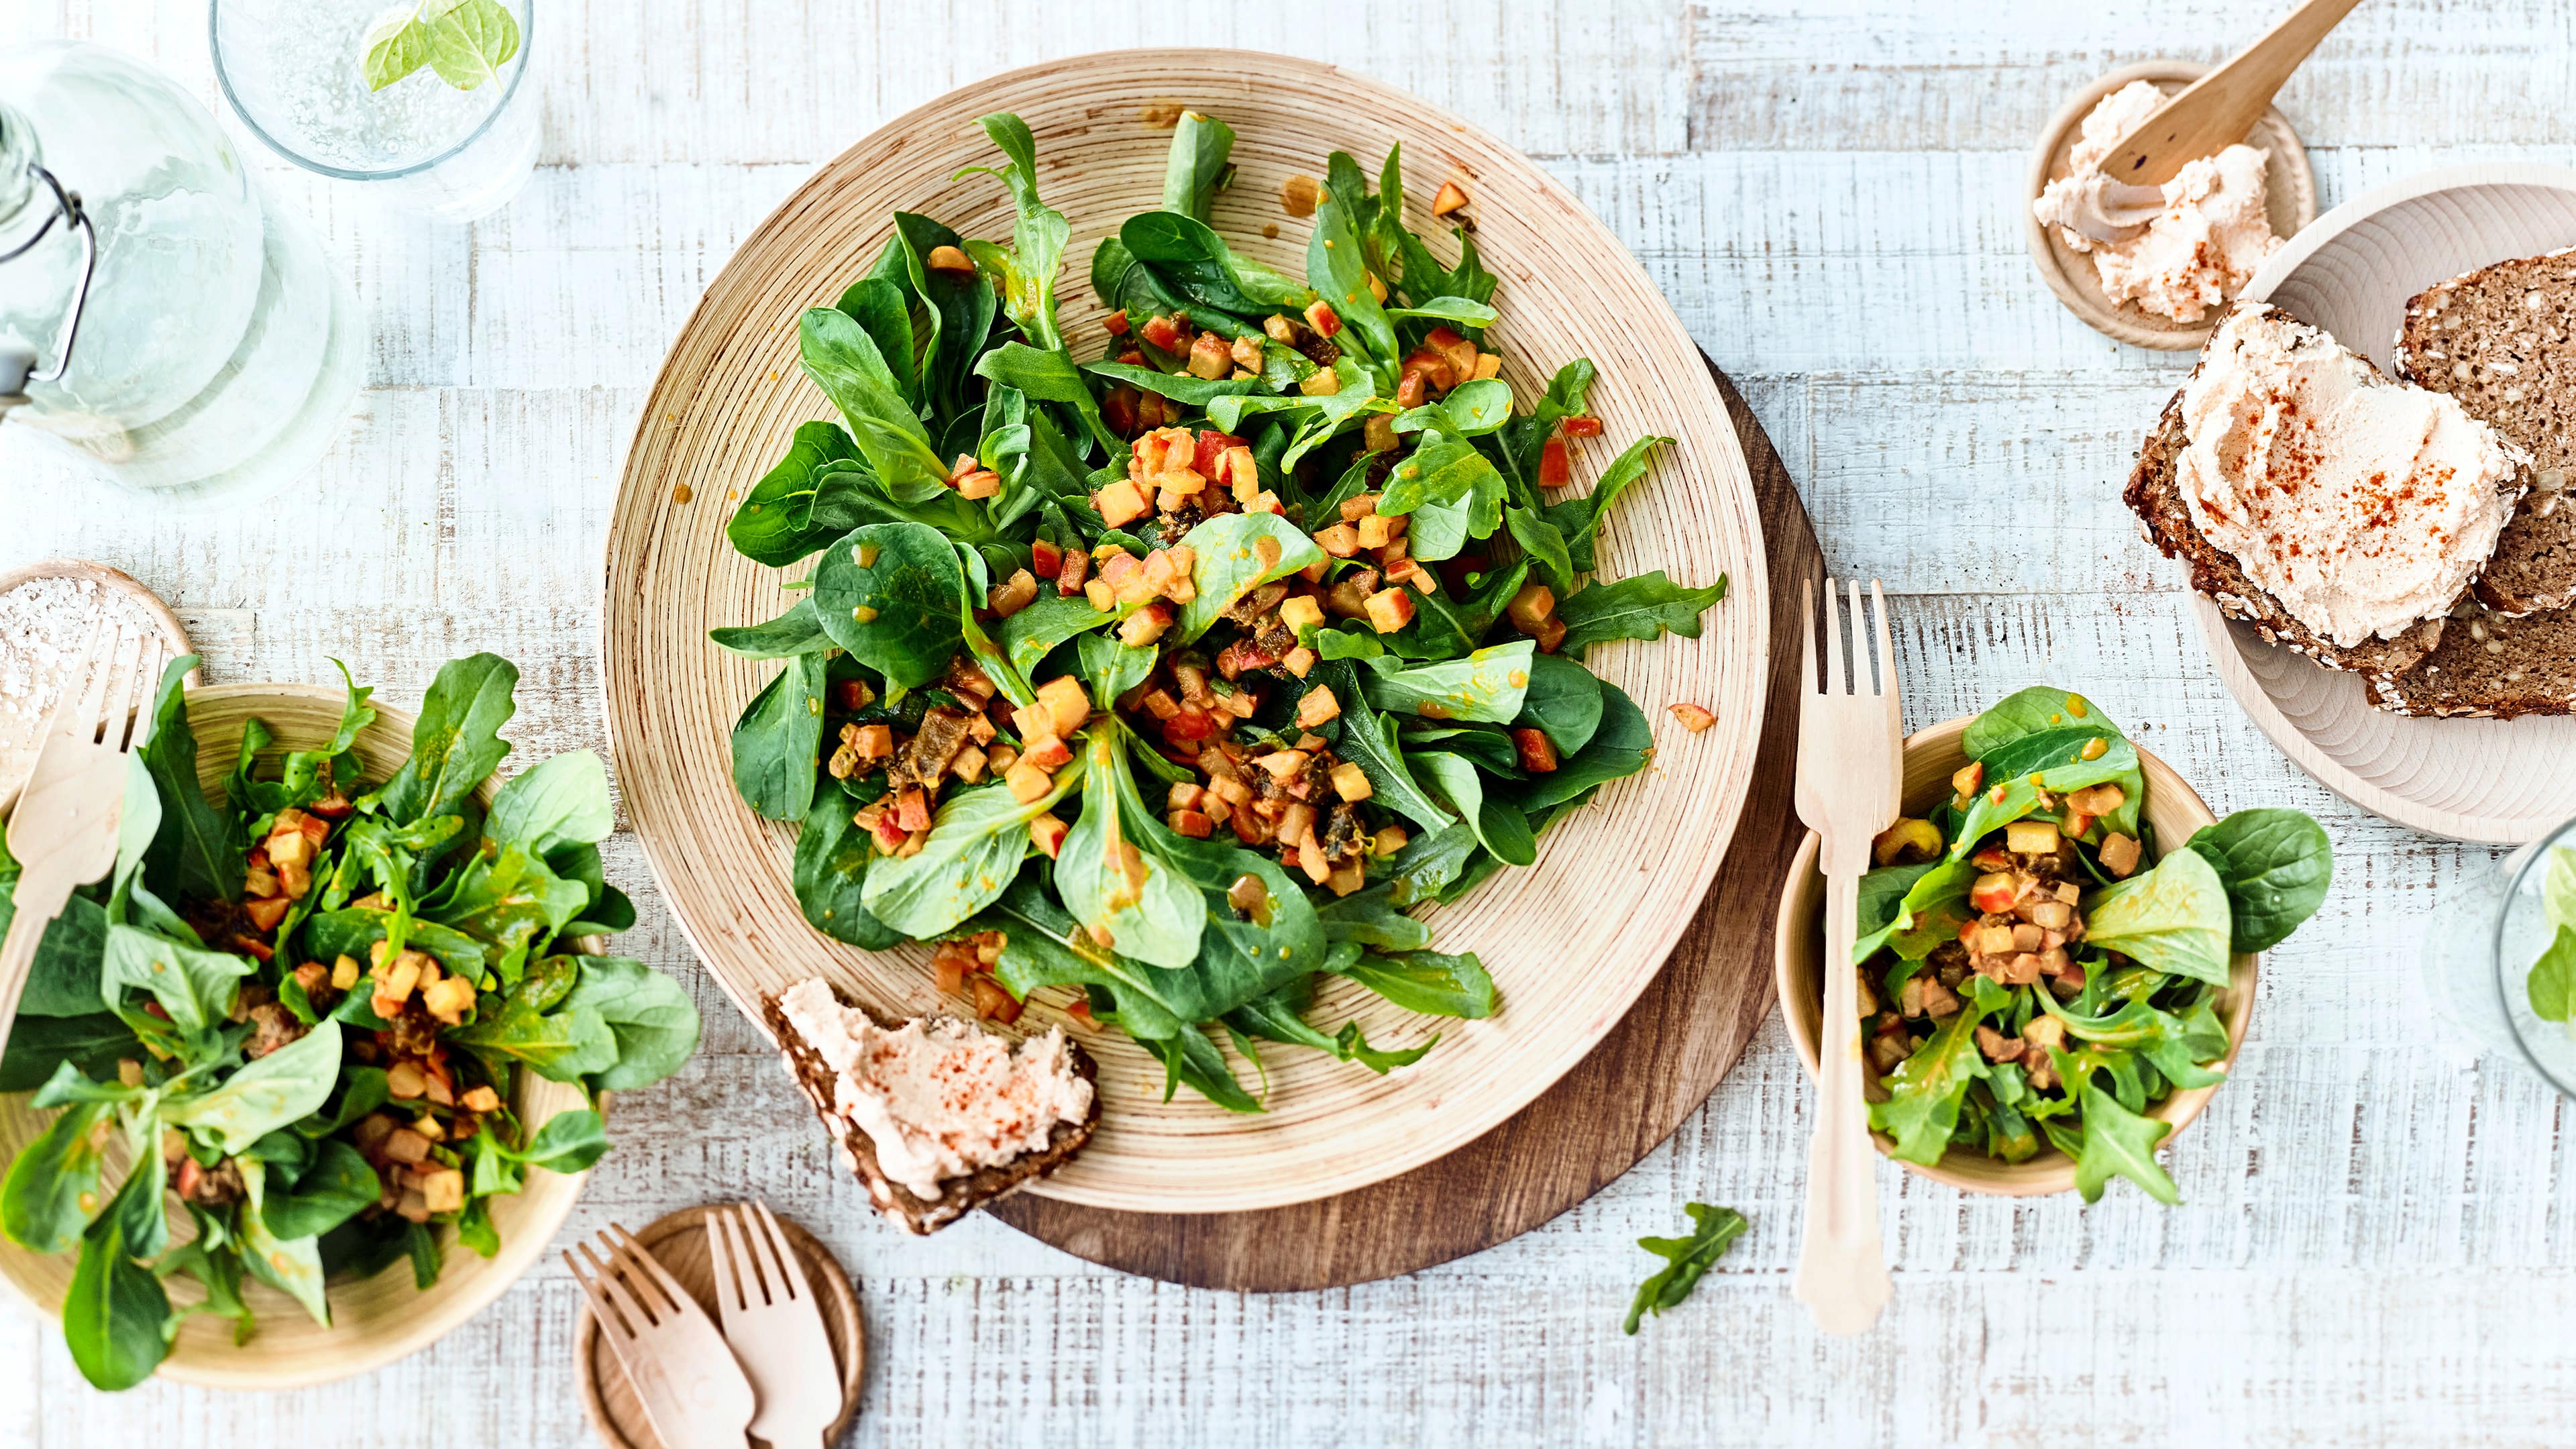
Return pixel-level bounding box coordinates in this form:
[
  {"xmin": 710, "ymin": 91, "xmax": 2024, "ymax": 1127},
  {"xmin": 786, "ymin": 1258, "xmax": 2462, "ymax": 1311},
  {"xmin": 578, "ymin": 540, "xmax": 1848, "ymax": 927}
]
[
  {"xmin": 871, "ymin": 812, "xmax": 910, "ymax": 853},
  {"xmin": 1395, "ymin": 368, "xmax": 1430, "ymax": 409},
  {"xmin": 1303, "ymin": 300, "xmax": 1342, "ymax": 339},
  {"xmin": 1214, "ymin": 637, "xmax": 1280, "ymax": 680},
  {"xmin": 1512, "ymin": 728, "xmax": 1560, "ymax": 773},
  {"xmin": 1118, "ymin": 350, "xmax": 1146, "ymax": 368},
  {"xmin": 1560, "ymin": 415, "xmax": 1603, "ymax": 437},
  {"xmin": 1140, "ymin": 315, "xmax": 1184, "ymax": 352},
  {"xmin": 1163, "ymin": 708, "xmax": 1220, "ymax": 744},
  {"xmin": 1065, "ymin": 996, "xmax": 1096, "ymax": 1027},
  {"xmin": 297, "ymin": 814, "xmax": 331, "ymax": 846},
  {"xmin": 1103, "ymin": 309, "xmax": 1131, "ymax": 336},
  {"xmin": 1538, "ymin": 436, "xmax": 1570, "ymax": 488},
  {"xmin": 1102, "ymin": 387, "xmax": 1139, "ymax": 437},
  {"xmin": 1167, "ymin": 809, "xmax": 1214, "ymax": 839},
  {"xmin": 895, "ymin": 787, "xmax": 932, "ymax": 833},
  {"xmin": 1193, "ymin": 429, "xmax": 1248, "ymax": 476},
  {"xmin": 1056, "ymin": 548, "xmax": 1091, "ymax": 596},
  {"xmin": 1032, "ymin": 538, "xmax": 1064, "ymax": 579},
  {"xmin": 231, "ymin": 934, "xmax": 274, "ymax": 963}
]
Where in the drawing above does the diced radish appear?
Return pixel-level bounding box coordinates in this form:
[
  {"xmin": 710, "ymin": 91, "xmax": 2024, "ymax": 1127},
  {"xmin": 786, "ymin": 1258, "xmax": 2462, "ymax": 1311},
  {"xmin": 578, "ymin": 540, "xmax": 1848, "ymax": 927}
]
[{"xmin": 1538, "ymin": 436, "xmax": 1570, "ymax": 488}]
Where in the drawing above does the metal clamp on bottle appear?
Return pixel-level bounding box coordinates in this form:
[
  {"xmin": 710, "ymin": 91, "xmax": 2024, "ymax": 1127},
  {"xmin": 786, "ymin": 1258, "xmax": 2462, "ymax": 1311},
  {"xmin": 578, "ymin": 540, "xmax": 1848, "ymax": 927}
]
[{"xmin": 0, "ymin": 161, "xmax": 95, "ymax": 423}]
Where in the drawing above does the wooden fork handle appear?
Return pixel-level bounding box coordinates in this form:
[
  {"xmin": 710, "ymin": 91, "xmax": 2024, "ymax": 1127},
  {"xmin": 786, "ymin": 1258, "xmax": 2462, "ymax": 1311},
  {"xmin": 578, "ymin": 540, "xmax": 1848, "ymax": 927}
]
[
  {"xmin": 2102, "ymin": 0, "xmax": 2363, "ymax": 186},
  {"xmin": 1792, "ymin": 869, "xmax": 1893, "ymax": 1336},
  {"xmin": 0, "ymin": 864, "xmax": 77, "ymax": 1069}
]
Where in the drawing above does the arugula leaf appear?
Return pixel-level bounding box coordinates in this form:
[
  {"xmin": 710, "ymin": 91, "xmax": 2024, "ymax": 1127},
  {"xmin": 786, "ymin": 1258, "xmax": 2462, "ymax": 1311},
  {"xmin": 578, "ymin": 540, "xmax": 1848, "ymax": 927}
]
[
  {"xmin": 1307, "ymin": 190, "xmax": 1401, "ymax": 376},
  {"xmin": 1552, "ymin": 572, "xmax": 1728, "ymax": 653},
  {"xmin": 1326, "ymin": 948, "xmax": 1495, "ymax": 1019},
  {"xmin": 891, "ymin": 212, "xmax": 1001, "ymax": 430},
  {"xmin": 1623, "ymin": 1203, "xmax": 1748, "ymax": 1334},
  {"xmin": 1511, "ymin": 653, "xmax": 1603, "ymax": 755},
  {"xmin": 1498, "ymin": 360, "xmax": 1596, "ymax": 492},
  {"xmin": 710, "ymin": 600, "xmax": 831, "ymax": 660},
  {"xmin": 164, "ymin": 1022, "xmax": 343, "ymax": 1153},
  {"xmin": 0, "ymin": 1093, "xmax": 116, "ymax": 1254},
  {"xmin": 1540, "ymin": 434, "xmax": 1671, "ymax": 574},
  {"xmin": 799, "ymin": 307, "xmax": 952, "ymax": 498},
  {"xmin": 1224, "ymin": 989, "xmax": 1433, "ymax": 1076},
  {"xmin": 1855, "ymin": 856, "xmax": 1976, "ymax": 967},
  {"xmin": 2068, "ymin": 1082, "xmax": 2179, "ymax": 1205},
  {"xmin": 1316, "ymin": 885, "xmax": 1433, "ymax": 951},
  {"xmin": 2182, "ymin": 808, "xmax": 2333, "ymax": 953},
  {"xmin": 1119, "ymin": 211, "xmax": 1311, "ymax": 316},
  {"xmin": 451, "ymin": 958, "xmax": 620, "ymax": 1084},
  {"xmin": 257, "ymin": 1140, "xmax": 380, "ymax": 1241},
  {"xmin": 2082, "ymin": 849, "xmax": 2234, "ymax": 987},
  {"xmin": 1316, "ymin": 667, "xmax": 1454, "ymax": 833},
  {"xmin": 421, "ymin": 841, "xmax": 589, "ymax": 980},
  {"xmin": 302, "ymin": 910, "xmax": 488, "ymax": 984},
  {"xmin": 61, "ymin": 1205, "xmax": 169, "ymax": 1389},
  {"xmin": 1384, "ymin": 297, "xmax": 1500, "ymax": 327},
  {"xmin": 1869, "ymin": 996, "xmax": 1990, "ymax": 1164}
]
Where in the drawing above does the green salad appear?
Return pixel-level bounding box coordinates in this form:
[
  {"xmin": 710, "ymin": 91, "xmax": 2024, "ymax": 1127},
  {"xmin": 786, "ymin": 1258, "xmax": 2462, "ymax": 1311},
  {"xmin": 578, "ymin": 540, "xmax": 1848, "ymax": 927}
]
[
  {"xmin": 1851, "ymin": 687, "xmax": 2330, "ymax": 1202},
  {"xmin": 712, "ymin": 109, "xmax": 1726, "ymax": 1108},
  {"xmin": 0, "ymin": 654, "xmax": 700, "ymax": 1389}
]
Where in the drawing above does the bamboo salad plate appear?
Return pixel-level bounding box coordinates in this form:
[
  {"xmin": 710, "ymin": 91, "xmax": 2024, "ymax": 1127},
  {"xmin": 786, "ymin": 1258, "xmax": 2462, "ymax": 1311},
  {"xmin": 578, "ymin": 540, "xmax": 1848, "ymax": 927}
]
[
  {"xmin": 2198, "ymin": 164, "xmax": 2576, "ymax": 845},
  {"xmin": 600, "ymin": 50, "xmax": 1770, "ymax": 1212}
]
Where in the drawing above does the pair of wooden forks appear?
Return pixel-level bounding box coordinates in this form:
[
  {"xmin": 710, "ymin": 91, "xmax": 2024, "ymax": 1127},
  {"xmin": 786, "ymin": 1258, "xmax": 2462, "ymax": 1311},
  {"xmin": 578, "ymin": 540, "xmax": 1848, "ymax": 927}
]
[{"xmin": 566, "ymin": 1203, "xmax": 841, "ymax": 1448}]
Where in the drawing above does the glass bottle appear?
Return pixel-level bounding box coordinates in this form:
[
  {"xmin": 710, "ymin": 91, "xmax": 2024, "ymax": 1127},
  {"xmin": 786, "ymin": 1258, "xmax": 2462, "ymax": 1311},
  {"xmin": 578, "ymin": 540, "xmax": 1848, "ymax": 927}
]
[{"xmin": 0, "ymin": 40, "xmax": 362, "ymax": 502}]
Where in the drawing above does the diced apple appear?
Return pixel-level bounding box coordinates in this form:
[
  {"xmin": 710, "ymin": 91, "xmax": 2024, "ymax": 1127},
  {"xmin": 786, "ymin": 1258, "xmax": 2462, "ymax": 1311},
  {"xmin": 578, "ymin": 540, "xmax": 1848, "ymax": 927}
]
[
  {"xmin": 2005, "ymin": 820, "xmax": 2061, "ymax": 855},
  {"xmin": 954, "ymin": 468, "xmax": 1002, "ymax": 499},
  {"xmin": 1167, "ymin": 809, "xmax": 1214, "ymax": 839},
  {"xmin": 1022, "ymin": 735, "xmax": 1075, "ymax": 771},
  {"xmin": 1364, "ymin": 588, "xmax": 1415, "ymax": 633},
  {"xmin": 1294, "ymin": 686, "xmax": 1341, "ymax": 729},
  {"xmin": 1303, "ymin": 300, "xmax": 1342, "ymax": 337},
  {"xmin": 1330, "ymin": 762, "xmax": 1373, "ymax": 802},
  {"xmin": 1278, "ymin": 594, "xmax": 1325, "ymax": 631},
  {"xmin": 1298, "ymin": 366, "xmax": 1341, "ymax": 397},
  {"xmin": 1097, "ymin": 478, "xmax": 1151, "ymax": 528},
  {"xmin": 1282, "ymin": 647, "xmax": 1316, "ymax": 678},
  {"xmin": 1028, "ymin": 812, "xmax": 1069, "ymax": 858},
  {"xmin": 1507, "ymin": 582, "xmax": 1556, "ymax": 635},
  {"xmin": 1037, "ymin": 676, "xmax": 1091, "ymax": 737},
  {"xmin": 1005, "ymin": 761, "xmax": 1054, "ymax": 803},
  {"xmin": 1432, "ymin": 180, "xmax": 1470, "ymax": 215}
]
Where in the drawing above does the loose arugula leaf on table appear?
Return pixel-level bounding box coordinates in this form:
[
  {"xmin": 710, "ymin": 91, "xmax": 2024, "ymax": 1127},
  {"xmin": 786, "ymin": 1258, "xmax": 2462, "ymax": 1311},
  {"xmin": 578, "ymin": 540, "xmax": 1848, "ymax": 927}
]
[
  {"xmin": 1623, "ymin": 1203, "xmax": 1748, "ymax": 1334},
  {"xmin": 2182, "ymin": 808, "xmax": 2333, "ymax": 953},
  {"xmin": 2082, "ymin": 849, "xmax": 2234, "ymax": 987}
]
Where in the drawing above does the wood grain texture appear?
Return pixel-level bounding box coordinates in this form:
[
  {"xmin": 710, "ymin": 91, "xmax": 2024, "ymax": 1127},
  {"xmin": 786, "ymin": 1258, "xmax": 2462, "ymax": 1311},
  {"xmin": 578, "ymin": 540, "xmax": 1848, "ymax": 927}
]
[
  {"xmin": 987, "ymin": 360, "xmax": 1813, "ymax": 1288},
  {"xmin": 598, "ymin": 50, "xmax": 1769, "ymax": 1213},
  {"xmin": 5, "ymin": 1, "xmax": 2576, "ymax": 1444}
]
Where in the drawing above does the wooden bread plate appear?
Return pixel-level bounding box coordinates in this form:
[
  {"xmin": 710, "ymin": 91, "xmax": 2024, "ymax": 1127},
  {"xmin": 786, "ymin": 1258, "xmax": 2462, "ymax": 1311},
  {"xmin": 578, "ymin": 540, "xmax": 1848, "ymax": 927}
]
[
  {"xmin": 2200, "ymin": 164, "xmax": 2576, "ymax": 843},
  {"xmin": 600, "ymin": 50, "xmax": 1770, "ymax": 1213},
  {"xmin": 0, "ymin": 557, "xmax": 199, "ymax": 816}
]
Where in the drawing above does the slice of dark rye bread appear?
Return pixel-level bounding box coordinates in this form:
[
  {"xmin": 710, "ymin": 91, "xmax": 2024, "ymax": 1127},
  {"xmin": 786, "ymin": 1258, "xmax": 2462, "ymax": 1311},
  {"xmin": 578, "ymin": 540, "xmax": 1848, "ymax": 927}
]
[
  {"xmin": 759, "ymin": 986, "xmax": 1102, "ymax": 1236},
  {"xmin": 2395, "ymin": 250, "xmax": 2576, "ymax": 615},
  {"xmin": 2124, "ymin": 392, "xmax": 2448, "ymax": 679},
  {"xmin": 2375, "ymin": 602, "xmax": 2576, "ymax": 718}
]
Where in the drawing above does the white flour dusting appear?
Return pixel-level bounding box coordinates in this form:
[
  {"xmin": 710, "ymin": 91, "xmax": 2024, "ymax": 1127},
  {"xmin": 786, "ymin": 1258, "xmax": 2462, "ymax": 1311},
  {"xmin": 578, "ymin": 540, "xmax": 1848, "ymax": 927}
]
[{"xmin": 0, "ymin": 576, "xmax": 176, "ymax": 804}]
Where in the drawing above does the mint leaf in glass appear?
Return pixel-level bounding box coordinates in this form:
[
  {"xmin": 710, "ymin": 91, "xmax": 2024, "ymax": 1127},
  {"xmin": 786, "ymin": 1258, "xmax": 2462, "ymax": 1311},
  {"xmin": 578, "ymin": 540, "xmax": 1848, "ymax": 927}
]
[{"xmin": 363, "ymin": 0, "xmax": 520, "ymax": 93}]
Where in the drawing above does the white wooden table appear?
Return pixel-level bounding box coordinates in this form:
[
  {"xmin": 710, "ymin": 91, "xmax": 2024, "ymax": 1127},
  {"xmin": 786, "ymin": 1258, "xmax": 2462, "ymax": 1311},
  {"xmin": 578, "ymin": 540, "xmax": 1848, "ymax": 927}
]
[{"xmin": 3, "ymin": 3, "xmax": 2563, "ymax": 1444}]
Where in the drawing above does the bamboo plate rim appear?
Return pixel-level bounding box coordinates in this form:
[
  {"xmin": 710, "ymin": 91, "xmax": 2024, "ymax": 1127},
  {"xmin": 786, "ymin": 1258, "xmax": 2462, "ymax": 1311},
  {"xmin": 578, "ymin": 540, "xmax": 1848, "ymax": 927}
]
[
  {"xmin": 599, "ymin": 48, "xmax": 1771, "ymax": 1214},
  {"xmin": 1773, "ymin": 716, "xmax": 2257, "ymax": 1196},
  {"xmin": 2023, "ymin": 60, "xmax": 2318, "ymax": 352},
  {"xmin": 2199, "ymin": 162, "xmax": 2576, "ymax": 845},
  {"xmin": 0, "ymin": 683, "xmax": 597, "ymax": 1389}
]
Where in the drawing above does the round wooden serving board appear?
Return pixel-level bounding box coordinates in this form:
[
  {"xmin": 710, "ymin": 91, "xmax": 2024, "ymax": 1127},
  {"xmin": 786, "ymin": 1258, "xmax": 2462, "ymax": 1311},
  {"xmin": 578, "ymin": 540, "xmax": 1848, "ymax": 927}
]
[
  {"xmin": 575, "ymin": 1205, "xmax": 866, "ymax": 1449},
  {"xmin": 989, "ymin": 360, "xmax": 1819, "ymax": 1289},
  {"xmin": 602, "ymin": 50, "xmax": 1771, "ymax": 1214}
]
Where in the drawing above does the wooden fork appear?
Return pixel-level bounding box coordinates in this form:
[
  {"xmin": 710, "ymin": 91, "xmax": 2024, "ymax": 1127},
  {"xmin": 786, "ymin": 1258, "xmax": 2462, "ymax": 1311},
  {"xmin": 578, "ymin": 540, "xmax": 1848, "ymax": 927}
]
[
  {"xmin": 1790, "ymin": 578, "xmax": 1900, "ymax": 1336},
  {"xmin": 707, "ymin": 1202, "xmax": 841, "ymax": 1449},
  {"xmin": 566, "ymin": 1225, "xmax": 757, "ymax": 1449},
  {"xmin": 0, "ymin": 621, "xmax": 157, "ymax": 1066}
]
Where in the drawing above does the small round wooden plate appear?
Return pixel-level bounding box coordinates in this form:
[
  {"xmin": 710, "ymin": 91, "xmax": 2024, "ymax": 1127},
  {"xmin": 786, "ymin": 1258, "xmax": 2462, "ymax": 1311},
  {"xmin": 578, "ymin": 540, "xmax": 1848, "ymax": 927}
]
[
  {"xmin": 0, "ymin": 556, "xmax": 199, "ymax": 813},
  {"xmin": 2025, "ymin": 60, "xmax": 2318, "ymax": 350},
  {"xmin": 2195, "ymin": 164, "xmax": 2576, "ymax": 844},
  {"xmin": 987, "ymin": 359, "xmax": 1816, "ymax": 1288},
  {"xmin": 602, "ymin": 49, "xmax": 1771, "ymax": 1214},
  {"xmin": 1773, "ymin": 717, "xmax": 2257, "ymax": 1195},
  {"xmin": 575, "ymin": 1205, "xmax": 865, "ymax": 1449}
]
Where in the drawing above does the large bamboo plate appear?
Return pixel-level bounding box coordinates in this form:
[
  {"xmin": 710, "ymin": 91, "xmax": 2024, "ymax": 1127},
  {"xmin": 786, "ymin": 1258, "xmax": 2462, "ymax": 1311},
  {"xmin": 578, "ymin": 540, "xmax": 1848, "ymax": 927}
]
[
  {"xmin": 600, "ymin": 50, "xmax": 1768, "ymax": 1212},
  {"xmin": 2196, "ymin": 164, "xmax": 2576, "ymax": 844},
  {"xmin": 0, "ymin": 686, "xmax": 594, "ymax": 1388}
]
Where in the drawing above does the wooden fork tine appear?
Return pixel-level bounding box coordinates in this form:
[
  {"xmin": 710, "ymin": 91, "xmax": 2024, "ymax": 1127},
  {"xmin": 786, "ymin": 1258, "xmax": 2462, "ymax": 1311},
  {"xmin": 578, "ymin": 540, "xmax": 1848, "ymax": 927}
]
[
  {"xmin": 611, "ymin": 1224, "xmax": 700, "ymax": 1320},
  {"xmin": 566, "ymin": 1246, "xmax": 636, "ymax": 1338},
  {"xmin": 1824, "ymin": 575, "xmax": 1847, "ymax": 696},
  {"xmin": 1801, "ymin": 578, "xmax": 1819, "ymax": 693},
  {"xmin": 706, "ymin": 1207, "xmax": 745, "ymax": 1313},
  {"xmin": 48, "ymin": 624, "xmax": 114, "ymax": 746},
  {"xmin": 98, "ymin": 628, "xmax": 148, "ymax": 753},
  {"xmin": 1870, "ymin": 580, "xmax": 1898, "ymax": 718},
  {"xmin": 750, "ymin": 1199, "xmax": 810, "ymax": 1302}
]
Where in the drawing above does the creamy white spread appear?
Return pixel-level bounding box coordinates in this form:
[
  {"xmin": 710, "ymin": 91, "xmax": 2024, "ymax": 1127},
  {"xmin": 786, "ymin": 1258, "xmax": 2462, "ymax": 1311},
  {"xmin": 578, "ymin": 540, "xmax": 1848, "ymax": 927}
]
[
  {"xmin": 777, "ymin": 977, "xmax": 1091, "ymax": 1200},
  {"xmin": 2033, "ymin": 80, "xmax": 2282, "ymax": 323},
  {"xmin": 2179, "ymin": 307, "xmax": 2526, "ymax": 647}
]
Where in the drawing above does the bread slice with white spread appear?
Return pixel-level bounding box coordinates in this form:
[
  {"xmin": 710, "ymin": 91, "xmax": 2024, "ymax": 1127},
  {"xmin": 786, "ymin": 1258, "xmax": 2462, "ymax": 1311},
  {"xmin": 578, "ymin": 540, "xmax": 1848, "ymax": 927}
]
[
  {"xmin": 763, "ymin": 977, "xmax": 1099, "ymax": 1235},
  {"xmin": 2125, "ymin": 303, "xmax": 2526, "ymax": 680},
  {"xmin": 2394, "ymin": 250, "xmax": 2576, "ymax": 616}
]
